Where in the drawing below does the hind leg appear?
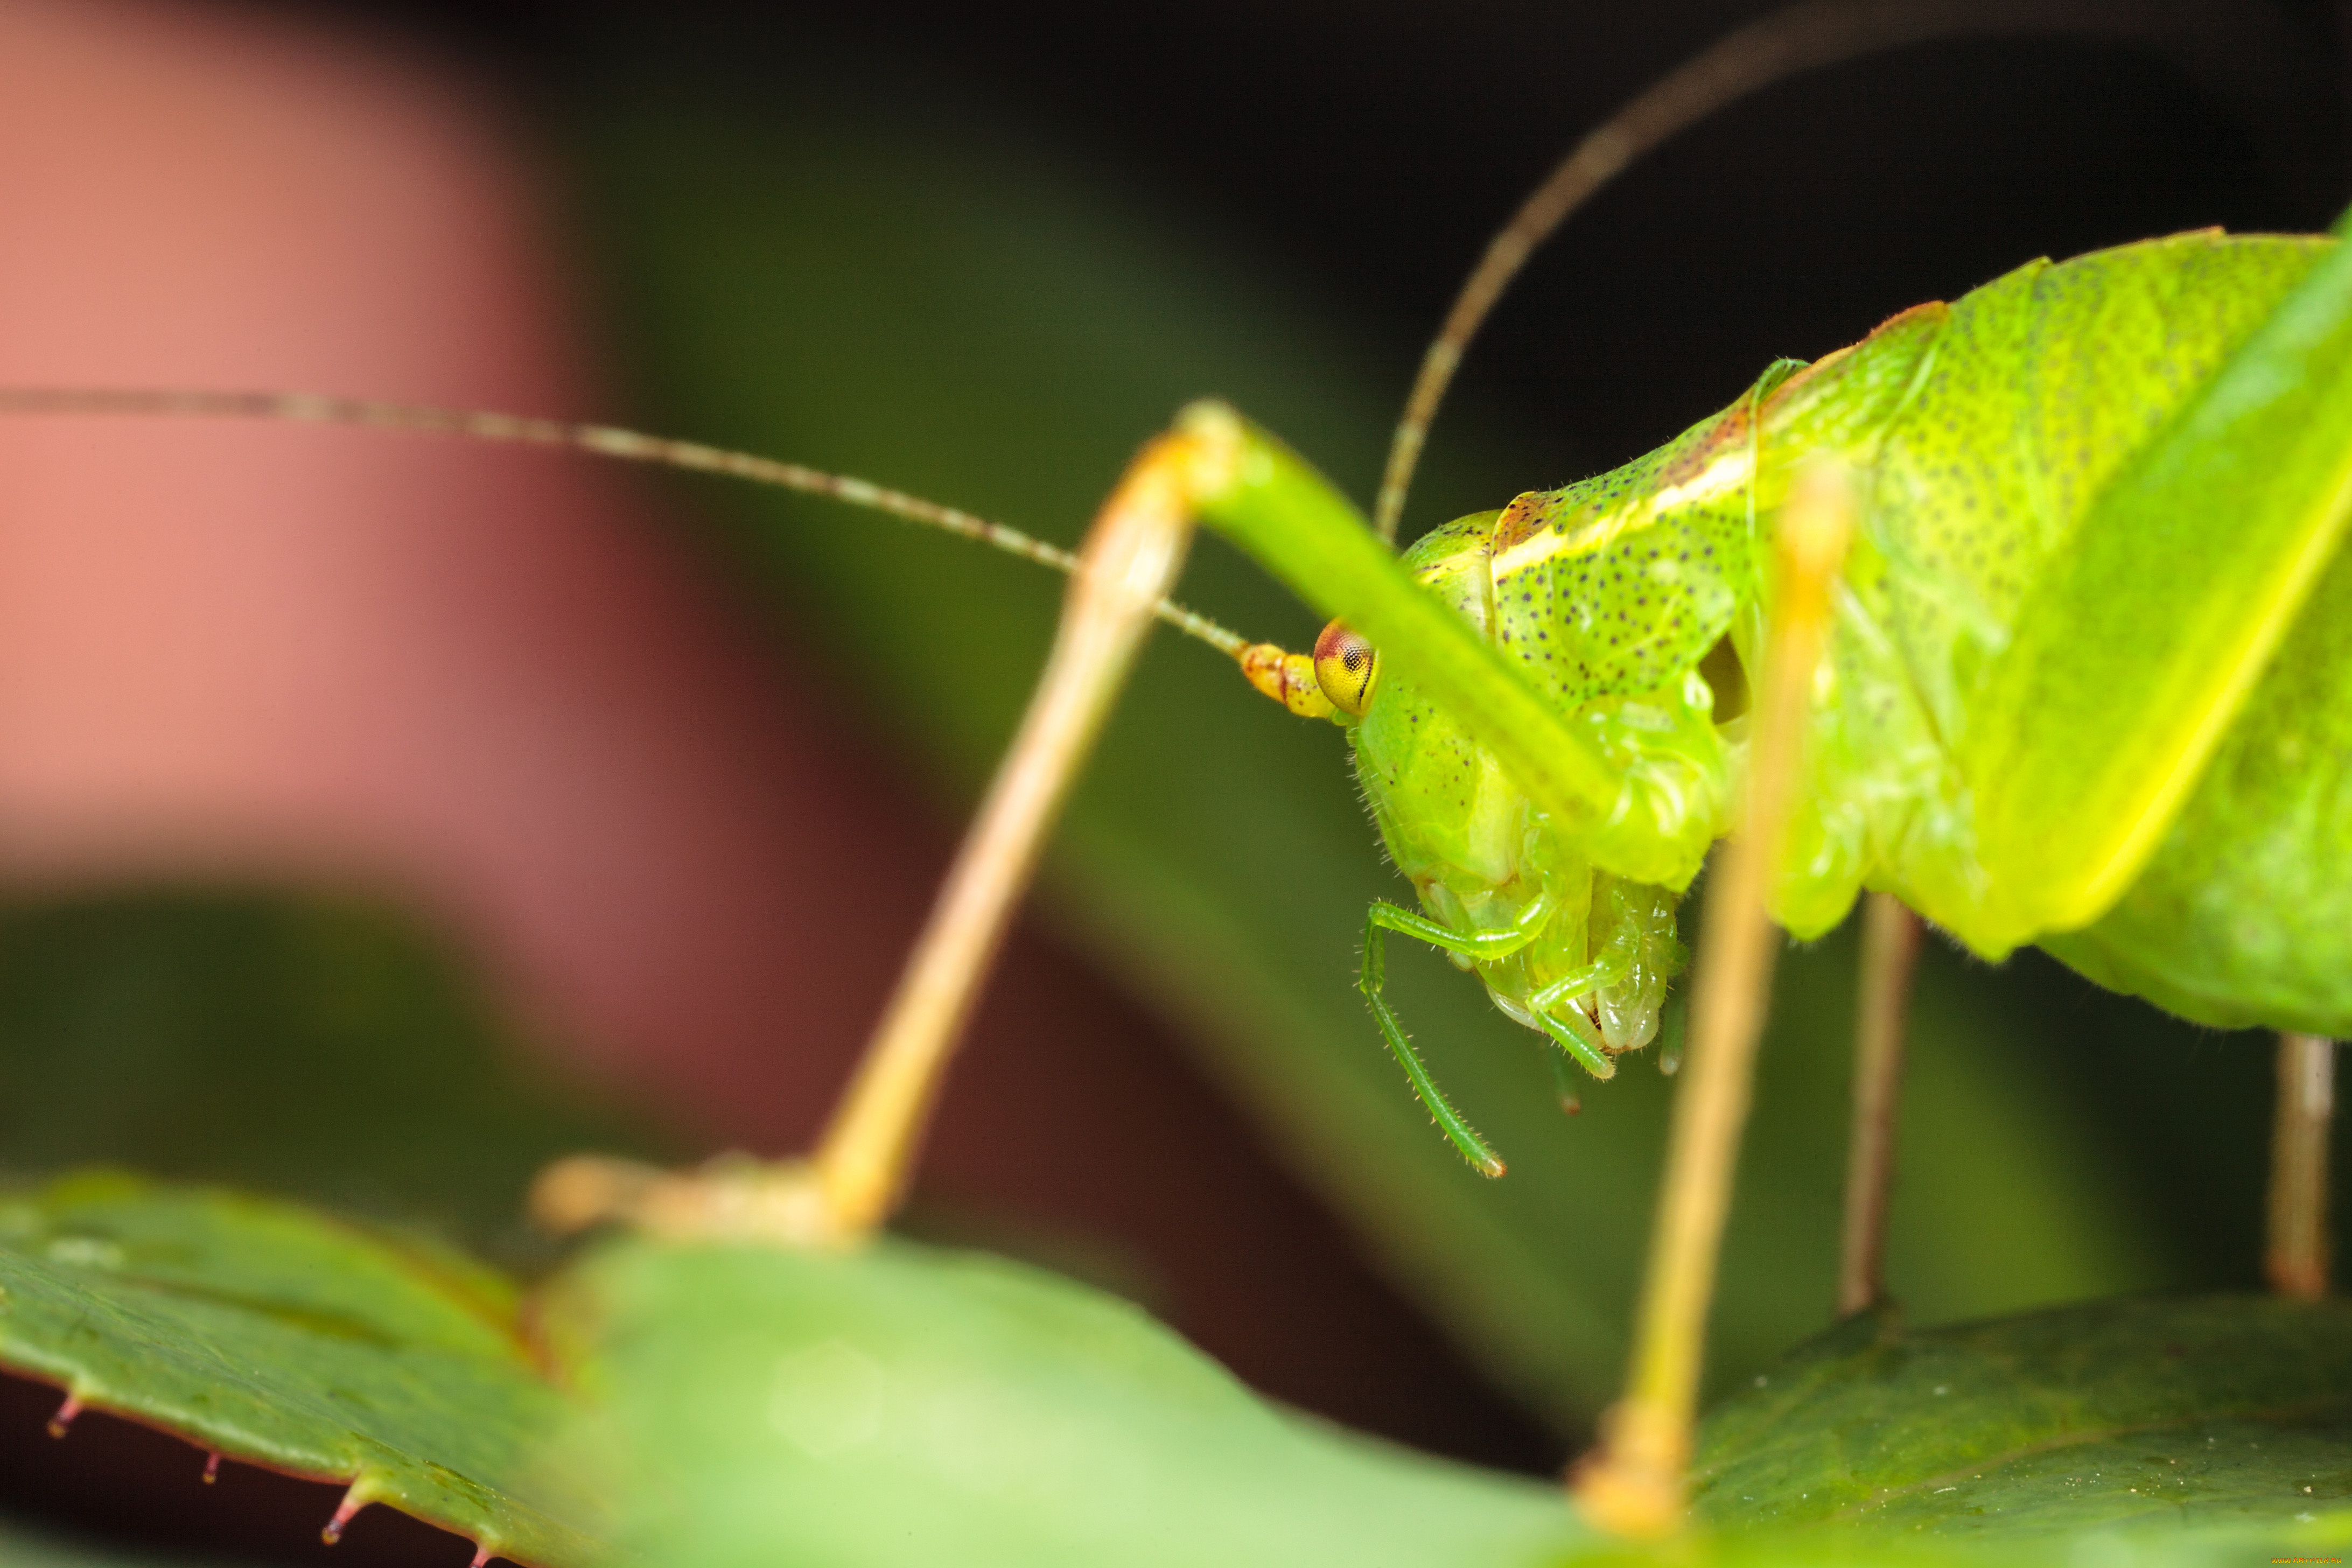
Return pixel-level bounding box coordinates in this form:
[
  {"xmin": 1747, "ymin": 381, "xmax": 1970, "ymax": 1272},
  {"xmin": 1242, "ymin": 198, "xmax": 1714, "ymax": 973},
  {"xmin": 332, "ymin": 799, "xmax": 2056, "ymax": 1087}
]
[
  {"xmin": 1836, "ymin": 891, "xmax": 1923, "ymax": 1317},
  {"xmin": 2269, "ymin": 1032, "xmax": 2336, "ymax": 1298},
  {"xmin": 1574, "ymin": 461, "xmax": 1857, "ymax": 1534}
]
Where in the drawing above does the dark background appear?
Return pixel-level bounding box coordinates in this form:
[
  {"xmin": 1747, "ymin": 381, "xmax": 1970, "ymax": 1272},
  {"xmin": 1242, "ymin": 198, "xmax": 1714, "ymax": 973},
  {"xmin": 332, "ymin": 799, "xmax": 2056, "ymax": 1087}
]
[{"xmin": 383, "ymin": 0, "xmax": 2351, "ymax": 486}]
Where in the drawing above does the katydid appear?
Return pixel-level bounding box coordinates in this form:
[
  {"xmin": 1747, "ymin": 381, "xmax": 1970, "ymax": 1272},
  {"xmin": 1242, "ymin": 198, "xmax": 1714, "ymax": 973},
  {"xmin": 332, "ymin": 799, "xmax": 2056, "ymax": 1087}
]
[
  {"xmin": 7, "ymin": 0, "xmax": 2352, "ymax": 1536},
  {"xmin": 1231, "ymin": 228, "xmax": 2352, "ymax": 1167}
]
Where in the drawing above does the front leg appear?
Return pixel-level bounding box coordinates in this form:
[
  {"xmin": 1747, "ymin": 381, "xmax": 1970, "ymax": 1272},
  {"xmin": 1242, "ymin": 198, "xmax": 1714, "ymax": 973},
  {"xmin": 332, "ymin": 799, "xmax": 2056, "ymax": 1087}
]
[{"xmin": 1357, "ymin": 900, "xmax": 1538, "ymax": 1179}]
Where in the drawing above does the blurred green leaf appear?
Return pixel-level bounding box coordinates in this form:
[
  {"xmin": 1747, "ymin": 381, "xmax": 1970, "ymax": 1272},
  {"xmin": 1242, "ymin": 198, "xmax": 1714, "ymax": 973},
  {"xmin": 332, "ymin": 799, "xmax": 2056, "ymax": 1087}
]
[
  {"xmin": 561, "ymin": 64, "xmax": 2177, "ymax": 1422},
  {"xmin": 0, "ymin": 890, "xmax": 669, "ymax": 1255},
  {"xmin": 549, "ymin": 1231, "xmax": 2352, "ymax": 1568},
  {"xmin": 545, "ymin": 1233, "xmax": 1592, "ymax": 1568},
  {"xmin": 8, "ymin": 1167, "xmax": 2338, "ymax": 1568},
  {"xmin": 1695, "ymin": 1295, "xmax": 2352, "ymax": 1552},
  {"xmin": 0, "ymin": 1515, "xmax": 265, "ymax": 1568},
  {"xmin": 0, "ymin": 1173, "xmax": 598, "ymax": 1567}
]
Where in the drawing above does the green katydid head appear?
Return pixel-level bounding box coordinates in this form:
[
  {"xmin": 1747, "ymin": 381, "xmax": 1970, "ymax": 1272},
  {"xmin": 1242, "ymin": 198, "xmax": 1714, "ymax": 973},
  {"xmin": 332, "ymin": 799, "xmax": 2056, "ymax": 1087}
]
[{"xmin": 1324, "ymin": 498, "xmax": 1739, "ymax": 1066}]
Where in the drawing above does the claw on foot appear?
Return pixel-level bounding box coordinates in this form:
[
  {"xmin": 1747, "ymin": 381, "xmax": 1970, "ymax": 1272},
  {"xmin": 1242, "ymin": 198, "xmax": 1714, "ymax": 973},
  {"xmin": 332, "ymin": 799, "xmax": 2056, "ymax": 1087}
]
[
  {"xmin": 1570, "ymin": 1399, "xmax": 1688, "ymax": 1538},
  {"xmin": 45, "ymin": 1393, "xmax": 80, "ymax": 1438}
]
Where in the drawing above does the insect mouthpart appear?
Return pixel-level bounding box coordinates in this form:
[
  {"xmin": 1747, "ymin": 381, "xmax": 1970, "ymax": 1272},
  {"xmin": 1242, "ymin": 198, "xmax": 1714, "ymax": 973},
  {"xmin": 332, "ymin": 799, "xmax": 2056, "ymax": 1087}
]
[{"xmin": 1312, "ymin": 620, "xmax": 1380, "ymax": 716}]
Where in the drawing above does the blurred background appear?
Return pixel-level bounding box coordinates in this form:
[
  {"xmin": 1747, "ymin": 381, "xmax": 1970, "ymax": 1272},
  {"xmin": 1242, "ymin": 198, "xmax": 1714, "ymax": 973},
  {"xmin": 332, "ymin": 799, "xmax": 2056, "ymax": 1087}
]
[{"xmin": 0, "ymin": 0, "xmax": 2346, "ymax": 1560}]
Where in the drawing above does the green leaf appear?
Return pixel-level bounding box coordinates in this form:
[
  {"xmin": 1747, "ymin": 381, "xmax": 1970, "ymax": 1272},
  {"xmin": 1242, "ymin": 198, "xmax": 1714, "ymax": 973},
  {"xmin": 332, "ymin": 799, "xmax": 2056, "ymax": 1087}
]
[
  {"xmin": 542, "ymin": 1235, "xmax": 1590, "ymax": 1568},
  {"xmin": 17, "ymin": 1171, "xmax": 2327, "ymax": 1568},
  {"xmin": 0, "ymin": 1173, "xmax": 597, "ymax": 1567},
  {"xmin": 1694, "ymin": 1295, "xmax": 2352, "ymax": 1552},
  {"xmin": 0, "ymin": 890, "xmax": 670, "ymax": 1257},
  {"xmin": 561, "ymin": 1234, "xmax": 2349, "ymax": 1568}
]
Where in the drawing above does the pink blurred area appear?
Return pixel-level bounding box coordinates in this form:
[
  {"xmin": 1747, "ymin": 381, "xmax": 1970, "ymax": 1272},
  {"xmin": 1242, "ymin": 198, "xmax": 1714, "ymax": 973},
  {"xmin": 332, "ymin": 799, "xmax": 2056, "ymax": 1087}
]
[{"xmin": 0, "ymin": 0, "xmax": 934, "ymax": 1109}]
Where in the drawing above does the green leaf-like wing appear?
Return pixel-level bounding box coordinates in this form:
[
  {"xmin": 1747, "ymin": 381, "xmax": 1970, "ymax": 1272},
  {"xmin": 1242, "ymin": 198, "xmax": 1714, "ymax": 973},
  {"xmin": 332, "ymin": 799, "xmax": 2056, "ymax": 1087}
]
[
  {"xmin": 0, "ymin": 1173, "xmax": 598, "ymax": 1567},
  {"xmin": 1965, "ymin": 228, "xmax": 2352, "ymax": 942}
]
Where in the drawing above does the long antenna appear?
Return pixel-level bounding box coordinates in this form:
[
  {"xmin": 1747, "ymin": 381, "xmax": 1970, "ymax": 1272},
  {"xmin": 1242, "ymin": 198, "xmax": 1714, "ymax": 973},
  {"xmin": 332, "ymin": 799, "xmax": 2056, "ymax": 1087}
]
[
  {"xmin": 1371, "ymin": 0, "xmax": 2234, "ymax": 544},
  {"xmin": 0, "ymin": 386, "xmax": 1250, "ymax": 657}
]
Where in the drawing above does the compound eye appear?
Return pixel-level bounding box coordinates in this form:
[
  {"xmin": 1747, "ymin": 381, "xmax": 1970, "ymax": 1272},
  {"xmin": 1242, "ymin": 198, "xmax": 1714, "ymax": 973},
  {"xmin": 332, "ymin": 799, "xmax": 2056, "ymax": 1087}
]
[{"xmin": 1312, "ymin": 620, "xmax": 1381, "ymax": 716}]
